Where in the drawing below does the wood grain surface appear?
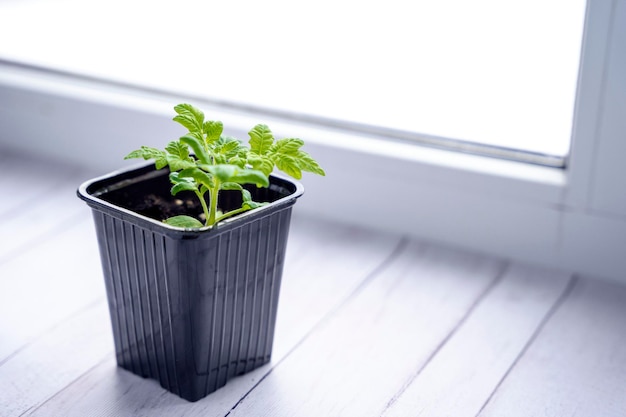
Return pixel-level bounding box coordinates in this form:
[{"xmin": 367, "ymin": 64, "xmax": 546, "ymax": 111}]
[{"xmin": 1, "ymin": 151, "xmax": 624, "ymax": 417}]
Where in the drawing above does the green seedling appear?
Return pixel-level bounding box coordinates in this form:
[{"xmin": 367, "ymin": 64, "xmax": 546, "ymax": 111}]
[{"xmin": 125, "ymin": 103, "xmax": 325, "ymax": 228}]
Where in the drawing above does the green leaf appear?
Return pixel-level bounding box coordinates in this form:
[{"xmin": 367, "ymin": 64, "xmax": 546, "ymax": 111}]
[
  {"xmin": 213, "ymin": 136, "xmax": 245, "ymax": 164},
  {"xmin": 124, "ymin": 146, "xmax": 165, "ymax": 161},
  {"xmin": 180, "ymin": 132, "xmax": 211, "ymax": 165},
  {"xmin": 220, "ymin": 182, "xmax": 244, "ymax": 191},
  {"xmin": 164, "ymin": 215, "xmax": 204, "ymax": 228},
  {"xmin": 203, "ymin": 120, "xmax": 223, "ymax": 145},
  {"xmin": 269, "ymin": 142, "xmax": 325, "ymax": 178},
  {"xmin": 270, "ymin": 138, "xmax": 304, "ymax": 156},
  {"xmin": 178, "ymin": 167, "xmax": 214, "ymax": 189},
  {"xmin": 155, "ymin": 159, "xmax": 168, "ymax": 169},
  {"xmin": 220, "ymin": 183, "xmax": 263, "ymax": 208},
  {"xmin": 230, "ymin": 168, "xmax": 270, "ymax": 187},
  {"xmin": 229, "ymin": 155, "xmax": 247, "ymax": 168},
  {"xmin": 242, "ymin": 200, "xmax": 267, "ymax": 210},
  {"xmin": 247, "ymin": 154, "xmax": 274, "ymax": 176},
  {"xmin": 173, "ymin": 103, "xmax": 204, "ymax": 132},
  {"xmin": 166, "ymin": 154, "xmax": 196, "ymax": 171},
  {"xmin": 171, "ymin": 181, "xmax": 198, "ymax": 195},
  {"xmin": 294, "ymin": 150, "xmax": 326, "ymax": 176},
  {"xmin": 207, "ymin": 164, "xmax": 239, "ymax": 183},
  {"xmin": 203, "ymin": 164, "xmax": 269, "ymax": 187},
  {"xmin": 249, "ymin": 124, "xmax": 274, "ymax": 155},
  {"xmin": 169, "ymin": 172, "xmax": 198, "ymax": 195},
  {"xmin": 124, "ymin": 146, "xmax": 168, "ymax": 169},
  {"xmin": 275, "ymin": 155, "xmax": 302, "ymax": 179},
  {"xmin": 241, "ymin": 189, "xmax": 252, "ymax": 202},
  {"xmin": 165, "ymin": 141, "xmax": 190, "ymax": 160},
  {"xmin": 124, "ymin": 149, "xmax": 144, "ymax": 160}
]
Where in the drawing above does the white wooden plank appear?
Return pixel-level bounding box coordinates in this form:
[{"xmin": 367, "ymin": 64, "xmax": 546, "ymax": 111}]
[
  {"xmin": 0, "ymin": 183, "xmax": 87, "ymax": 264},
  {"xmin": 227, "ymin": 242, "xmax": 503, "ymax": 417},
  {"xmin": 0, "ymin": 156, "xmax": 91, "ymax": 265},
  {"xmin": 478, "ymin": 277, "xmax": 626, "ymax": 417},
  {"xmin": 0, "ymin": 152, "xmax": 82, "ymax": 217},
  {"xmin": 0, "ymin": 215, "xmax": 105, "ymax": 362},
  {"xmin": 381, "ymin": 264, "xmax": 572, "ymax": 417},
  {"xmin": 25, "ymin": 214, "xmax": 403, "ymax": 416},
  {"xmin": 29, "ymin": 356, "xmax": 178, "ymax": 416},
  {"xmin": 0, "ymin": 301, "xmax": 113, "ymax": 416}
]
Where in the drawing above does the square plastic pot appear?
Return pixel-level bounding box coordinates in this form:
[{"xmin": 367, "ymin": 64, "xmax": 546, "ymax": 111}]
[{"xmin": 77, "ymin": 162, "xmax": 303, "ymax": 401}]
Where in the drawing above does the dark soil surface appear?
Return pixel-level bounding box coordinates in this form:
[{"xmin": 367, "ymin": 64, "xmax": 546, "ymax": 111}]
[
  {"xmin": 132, "ymin": 193, "xmax": 205, "ymax": 222},
  {"xmin": 94, "ymin": 166, "xmax": 290, "ymax": 224}
]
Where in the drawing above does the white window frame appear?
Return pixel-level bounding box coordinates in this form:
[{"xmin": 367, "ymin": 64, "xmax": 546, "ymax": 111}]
[{"xmin": 0, "ymin": 0, "xmax": 624, "ymax": 282}]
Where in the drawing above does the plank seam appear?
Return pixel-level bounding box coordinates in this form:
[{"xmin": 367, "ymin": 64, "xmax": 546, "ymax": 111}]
[
  {"xmin": 474, "ymin": 274, "xmax": 579, "ymax": 417},
  {"xmin": 0, "ymin": 167, "xmax": 83, "ymax": 219},
  {"xmin": 379, "ymin": 260, "xmax": 510, "ymax": 416},
  {"xmin": 17, "ymin": 352, "xmax": 113, "ymax": 417},
  {"xmin": 0, "ymin": 212, "xmax": 89, "ymax": 268},
  {"xmin": 0, "ymin": 297, "xmax": 106, "ymax": 368},
  {"xmin": 222, "ymin": 236, "xmax": 411, "ymax": 417}
]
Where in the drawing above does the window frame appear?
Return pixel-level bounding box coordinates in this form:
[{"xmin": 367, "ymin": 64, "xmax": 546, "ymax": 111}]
[{"xmin": 0, "ymin": 0, "xmax": 624, "ymax": 282}]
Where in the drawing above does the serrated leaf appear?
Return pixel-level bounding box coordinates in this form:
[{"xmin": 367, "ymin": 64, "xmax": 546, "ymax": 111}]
[
  {"xmin": 164, "ymin": 215, "xmax": 204, "ymax": 228},
  {"xmin": 295, "ymin": 150, "xmax": 326, "ymax": 176},
  {"xmin": 178, "ymin": 167, "xmax": 214, "ymax": 189},
  {"xmin": 247, "ymin": 154, "xmax": 274, "ymax": 176},
  {"xmin": 270, "ymin": 138, "xmax": 304, "ymax": 156},
  {"xmin": 213, "ymin": 136, "xmax": 245, "ymax": 164},
  {"xmin": 173, "ymin": 104, "xmax": 204, "ymax": 132},
  {"xmin": 124, "ymin": 146, "xmax": 165, "ymax": 161},
  {"xmin": 270, "ymin": 144, "xmax": 325, "ymax": 178},
  {"xmin": 249, "ymin": 124, "xmax": 274, "ymax": 155},
  {"xmin": 124, "ymin": 146, "xmax": 168, "ymax": 170},
  {"xmin": 166, "ymin": 154, "xmax": 196, "ymax": 171},
  {"xmin": 155, "ymin": 157, "xmax": 169, "ymax": 170},
  {"xmin": 165, "ymin": 141, "xmax": 190, "ymax": 160},
  {"xmin": 124, "ymin": 149, "xmax": 144, "ymax": 160},
  {"xmin": 275, "ymin": 155, "xmax": 302, "ymax": 179},
  {"xmin": 203, "ymin": 120, "xmax": 223, "ymax": 145},
  {"xmin": 180, "ymin": 132, "xmax": 211, "ymax": 165},
  {"xmin": 229, "ymin": 155, "xmax": 247, "ymax": 168}
]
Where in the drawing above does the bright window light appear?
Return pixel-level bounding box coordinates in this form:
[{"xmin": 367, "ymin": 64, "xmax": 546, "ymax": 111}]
[{"xmin": 0, "ymin": 0, "xmax": 586, "ymax": 160}]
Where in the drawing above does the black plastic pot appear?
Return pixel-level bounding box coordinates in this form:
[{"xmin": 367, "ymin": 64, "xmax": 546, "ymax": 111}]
[{"xmin": 77, "ymin": 162, "xmax": 303, "ymax": 402}]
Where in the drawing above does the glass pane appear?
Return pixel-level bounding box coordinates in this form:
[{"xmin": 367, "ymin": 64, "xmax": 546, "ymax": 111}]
[{"xmin": 0, "ymin": 0, "xmax": 586, "ymax": 160}]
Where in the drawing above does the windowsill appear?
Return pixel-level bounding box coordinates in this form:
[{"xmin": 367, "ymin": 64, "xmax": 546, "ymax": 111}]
[
  {"xmin": 0, "ymin": 60, "xmax": 567, "ymax": 201},
  {"xmin": 1, "ymin": 59, "xmax": 625, "ymax": 284}
]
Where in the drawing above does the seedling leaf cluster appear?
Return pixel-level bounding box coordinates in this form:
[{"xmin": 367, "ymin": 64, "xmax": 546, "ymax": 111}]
[{"xmin": 125, "ymin": 103, "xmax": 325, "ymax": 228}]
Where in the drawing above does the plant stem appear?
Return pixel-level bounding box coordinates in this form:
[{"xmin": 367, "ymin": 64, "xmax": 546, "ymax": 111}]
[
  {"xmin": 215, "ymin": 207, "xmax": 249, "ymax": 223},
  {"xmin": 195, "ymin": 189, "xmax": 211, "ymax": 227},
  {"xmin": 207, "ymin": 185, "xmax": 220, "ymax": 226}
]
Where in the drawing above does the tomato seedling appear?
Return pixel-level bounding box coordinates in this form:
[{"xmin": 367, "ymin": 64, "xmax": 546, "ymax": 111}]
[{"xmin": 125, "ymin": 103, "xmax": 325, "ymax": 228}]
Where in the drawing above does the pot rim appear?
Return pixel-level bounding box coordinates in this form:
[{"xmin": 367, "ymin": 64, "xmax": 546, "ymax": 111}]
[{"xmin": 77, "ymin": 161, "xmax": 304, "ymax": 236}]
